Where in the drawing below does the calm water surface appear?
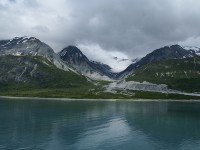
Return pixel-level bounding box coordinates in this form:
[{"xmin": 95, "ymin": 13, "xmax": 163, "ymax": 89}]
[{"xmin": 0, "ymin": 99, "xmax": 200, "ymax": 150}]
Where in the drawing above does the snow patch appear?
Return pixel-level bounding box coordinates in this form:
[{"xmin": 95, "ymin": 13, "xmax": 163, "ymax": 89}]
[
  {"xmin": 30, "ymin": 64, "xmax": 37, "ymax": 77},
  {"xmin": 15, "ymin": 67, "xmax": 27, "ymax": 81},
  {"xmin": 59, "ymin": 50, "xmax": 67, "ymax": 57},
  {"xmin": 22, "ymin": 39, "xmax": 28, "ymax": 43},
  {"xmin": 183, "ymin": 46, "xmax": 200, "ymax": 52},
  {"xmin": 1, "ymin": 42, "xmax": 11, "ymax": 47},
  {"xmin": 182, "ymin": 46, "xmax": 200, "ymax": 56},
  {"xmin": 15, "ymin": 51, "xmax": 22, "ymax": 56}
]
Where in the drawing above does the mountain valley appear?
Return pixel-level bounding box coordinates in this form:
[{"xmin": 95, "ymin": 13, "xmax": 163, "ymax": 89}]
[{"xmin": 0, "ymin": 36, "xmax": 200, "ymax": 99}]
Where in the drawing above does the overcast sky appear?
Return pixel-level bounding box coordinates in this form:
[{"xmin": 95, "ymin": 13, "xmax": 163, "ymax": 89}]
[{"xmin": 1, "ymin": 0, "xmax": 200, "ymax": 70}]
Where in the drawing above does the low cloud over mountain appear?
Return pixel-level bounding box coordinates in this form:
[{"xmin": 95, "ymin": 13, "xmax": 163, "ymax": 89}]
[{"xmin": 1, "ymin": 0, "xmax": 200, "ymax": 60}]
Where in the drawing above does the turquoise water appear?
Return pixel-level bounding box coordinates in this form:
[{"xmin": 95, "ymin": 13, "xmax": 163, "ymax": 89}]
[{"xmin": 0, "ymin": 99, "xmax": 200, "ymax": 150}]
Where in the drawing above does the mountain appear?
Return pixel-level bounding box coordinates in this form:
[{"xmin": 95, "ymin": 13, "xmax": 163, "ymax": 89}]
[
  {"xmin": 182, "ymin": 46, "xmax": 200, "ymax": 56},
  {"xmin": 0, "ymin": 37, "xmax": 94, "ymax": 93},
  {"xmin": 90, "ymin": 61, "xmax": 113, "ymax": 76},
  {"xmin": 58, "ymin": 46, "xmax": 115, "ymax": 80},
  {"xmin": 0, "ymin": 36, "xmax": 200, "ymax": 98},
  {"xmin": 0, "ymin": 55, "xmax": 91, "ymax": 91},
  {"xmin": 117, "ymin": 44, "xmax": 198, "ymax": 79},
  {"xmin": 0, "ymin": 36, "xmax": 71, "ymax": 71},
  {"xmin": 126, "ymin": 56, "xmax": 200, "ymax": 92}
]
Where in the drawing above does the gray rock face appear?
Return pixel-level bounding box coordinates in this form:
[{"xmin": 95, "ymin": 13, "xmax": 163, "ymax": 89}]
[
  {"xmin": 58, "ymin": 46, "xmax": 115, "ymax": 80},
  {"xmin": 0, "ymin": 55, "xmax": 88, "ymax": 89},
  {"xmin": 0, "ymin": 55, "xmax": 53, "ymax": 83},
  {"xmin": 0, "ymin": 37, "xmax": 52, "ymax": 56},
  {"xmin": 0, "ymin": 37, "xmax": 71, "ymax": 71}
]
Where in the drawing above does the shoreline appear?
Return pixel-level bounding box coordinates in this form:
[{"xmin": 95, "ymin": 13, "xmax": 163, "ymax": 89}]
[{"xmin": 1, "ymin": 96, "xmax": 200, "ymax": 102}]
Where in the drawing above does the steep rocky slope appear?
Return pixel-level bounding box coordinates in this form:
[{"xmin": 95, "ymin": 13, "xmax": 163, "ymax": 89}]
[
  {"xmin": 0, "ymin": 36, "xmax": 71, "ymax": 71},
  {"xmin": 58, "ymin": 46, "xmax": 115, "ymax": 80},
  {"xmin": 0, "ymin": 55, "xmax": 89, "ymax": 90}
]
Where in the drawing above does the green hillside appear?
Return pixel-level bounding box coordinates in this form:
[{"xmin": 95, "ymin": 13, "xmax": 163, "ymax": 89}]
[
  {"xmin": 126, "ymin": 57, "xmax": 200, "ymax": 92},
  {"xmin": 0, "ymin": 55, "xmax": 92, "ymax": 92}
]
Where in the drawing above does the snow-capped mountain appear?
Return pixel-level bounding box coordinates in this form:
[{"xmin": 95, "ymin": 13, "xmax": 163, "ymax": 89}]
[
  {"xmin": 1, "ymin": 37, "xmax": 200, "ymax": 94},
  {"xmin": 0, "ymin": 37, "xmax": 90, "ymax": 86},
  {"xmin": 58, "ymin": 46, "xmax": 115, "ymax": 80},
  {"xmin": 117, "ymin": 44, "xmax": 198, "ymax": 79},
  {"xmin": 1, "ymin": 37, "xmax": 199, "ymax": 82},
  {"xmin": 0, "ymin": 36, "xmax": 71, "ymax": 71},
  {"xmin": 182, "ymin": 46, "xmax": 200, "ymax": 56},
  {"xmin": 0, "ymin": 37, "xmax": 116, "ymax": 80},
  {"xmin": 0, "ymin": 37, "xmax": 51, "ymax": 56}
]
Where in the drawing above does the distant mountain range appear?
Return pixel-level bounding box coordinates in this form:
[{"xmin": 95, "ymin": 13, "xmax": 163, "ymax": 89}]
[{"xmin": 0, "ymin": 36, "xmax": 200, "ymax": 96}]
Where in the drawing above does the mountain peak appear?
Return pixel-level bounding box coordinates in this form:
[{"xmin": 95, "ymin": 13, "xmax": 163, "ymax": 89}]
[
  {"xmin": 0, "ymin": 36, "xmax": 40, "ymax": 49},
  {"xmin": 63, "ymin": 45, "xmax": 82, "ymax": 53},
  {"xmin": 0, "ymin": 36, "xmax": 56, "ymax": 59},
  {"xmin": 169, "ymin": 44, "xmax": 182, "ymax": 49},
  {"xmin": 116, "ymin": 44, "xmax": 198, "ymax": 79},
  {"xmin": 58, "ymin": 45, "xmax": 85, "ymax": 60},
  {"xmin": 58, "ymin": 46, "xmax": 114, "ymax": 80},
  {"xmin": 11, "ymin": 36, "xmax": 39, "ymax": 43}
]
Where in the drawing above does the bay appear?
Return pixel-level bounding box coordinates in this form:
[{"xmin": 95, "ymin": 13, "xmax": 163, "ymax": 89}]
[{"xmin": 0, "ymin": 98, "xmax": 200, "ymax": 150}]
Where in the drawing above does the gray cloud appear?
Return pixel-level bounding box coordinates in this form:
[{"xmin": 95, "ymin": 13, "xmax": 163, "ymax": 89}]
[
  {"xmin": 32, "ymin": 25, "xmax": 49, "ymax": 33},
  {"xmin": 0, "ymin": 0, "xmax": 200, "ymax": 59}
]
